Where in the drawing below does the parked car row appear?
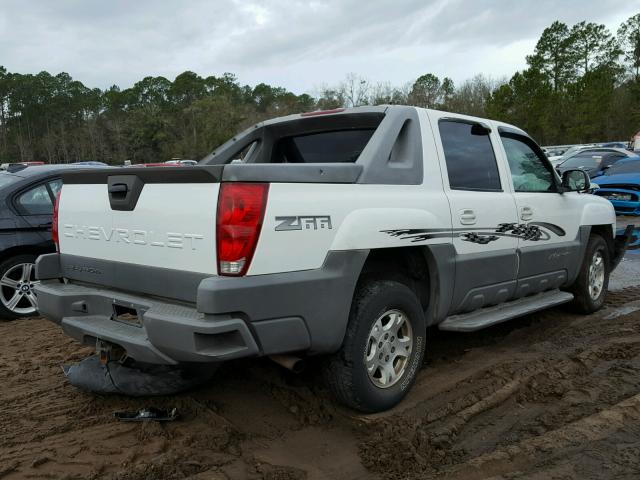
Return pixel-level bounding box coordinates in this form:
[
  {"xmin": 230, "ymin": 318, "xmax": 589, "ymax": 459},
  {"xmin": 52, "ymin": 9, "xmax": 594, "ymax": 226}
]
[
  {"xmin": 544, "ymin": 142, "xmax": 633, "ymax": 166},
  {"xmin": 556, "ymin": 148, "xmax": 639, "ymax": 178},
  {"xmin": 543, "ymin": 143, "xmax": 640, "ymax": 216}
]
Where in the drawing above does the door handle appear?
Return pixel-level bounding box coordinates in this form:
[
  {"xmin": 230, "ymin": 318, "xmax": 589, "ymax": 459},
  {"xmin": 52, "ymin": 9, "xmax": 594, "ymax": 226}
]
[
  {"xmin": 459, "ymin": 209, "xmax": 477, "ymax": 225},
  {"xmin": 520, "ymin": 206, "xmax": 534, "ymax": 221},
  {"xmin": 39, "ymin": 222, "xmax": 52, "ymax": 228}
]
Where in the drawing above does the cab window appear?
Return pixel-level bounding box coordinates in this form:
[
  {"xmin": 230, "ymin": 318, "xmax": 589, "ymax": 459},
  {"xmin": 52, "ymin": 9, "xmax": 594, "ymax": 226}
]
[
  {"xmin": 439, "ymin": 120, "xmax": 501, "ymax": 191},
  {"xmin": 501, "ymin": 134, "xmax": 556, "ymax": 192}
]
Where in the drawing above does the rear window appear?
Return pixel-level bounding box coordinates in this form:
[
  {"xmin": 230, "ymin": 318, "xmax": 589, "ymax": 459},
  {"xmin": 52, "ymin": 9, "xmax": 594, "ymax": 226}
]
[
  {"xmin": 205, "ymin": 111, "xmax": 385, "ymax": 165},
  {"xmin": 271, "ymin": 129, "xmax": 375, "ymax": 163},
  {"xmin": 0, "ymin": 173, "xmax": 20, "ymax": 188},
  {"xmin": 562, "ymin": 154, "xmax": 602, "ymax": 169}
]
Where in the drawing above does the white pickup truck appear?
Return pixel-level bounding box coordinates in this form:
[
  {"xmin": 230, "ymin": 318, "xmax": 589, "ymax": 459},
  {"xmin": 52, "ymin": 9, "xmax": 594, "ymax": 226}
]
[{"xmin": 35, "ymin": 106, "xmax": 632, "ymax": 412}]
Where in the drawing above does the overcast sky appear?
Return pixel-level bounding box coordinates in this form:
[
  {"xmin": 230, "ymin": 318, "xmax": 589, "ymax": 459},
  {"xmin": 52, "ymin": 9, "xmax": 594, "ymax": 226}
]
[{"xmin": 0, "ymin": 1, "xmax": 636, "ymax": 94}]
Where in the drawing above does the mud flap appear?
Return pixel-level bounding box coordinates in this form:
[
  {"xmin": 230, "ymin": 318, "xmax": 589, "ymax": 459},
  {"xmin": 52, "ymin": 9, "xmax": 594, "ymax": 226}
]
[
  {"xmin": 62, "ymin": 355, "xmax": 216, "ymax": 396},
  {"xmin": 612, "ymin": 225, "xmax": 635, "ymax": 271}
]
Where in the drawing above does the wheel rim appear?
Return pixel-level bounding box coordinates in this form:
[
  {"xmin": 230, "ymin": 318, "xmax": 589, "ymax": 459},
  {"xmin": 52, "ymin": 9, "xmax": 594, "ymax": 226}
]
[
  {"xmin": 365, "ymin": 309, "xmax": 413, "ymax": 389},
  {"xmin": 588, "ymin": 250, "xmax": 605, "ymax": 301},
  {"xmin": 0, "ymin": 263, "xmax": 39, "ymax": 315}
]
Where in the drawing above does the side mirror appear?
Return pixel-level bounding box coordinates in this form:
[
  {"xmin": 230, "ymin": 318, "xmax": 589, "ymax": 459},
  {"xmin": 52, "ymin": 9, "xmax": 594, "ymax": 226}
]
[{"xmin": 561, "ymin": 169, "xmax": 591, "ymax": 192}]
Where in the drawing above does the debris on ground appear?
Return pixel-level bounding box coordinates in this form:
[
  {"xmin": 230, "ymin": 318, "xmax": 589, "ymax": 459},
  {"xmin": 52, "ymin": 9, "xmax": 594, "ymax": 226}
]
[
  {"xmin": 114, "ymin": 407, "xmax": 178, "ymax": 422},
  {"xmin": 62, "ymin": 354, "xmax": 216, "ymax": 396}
]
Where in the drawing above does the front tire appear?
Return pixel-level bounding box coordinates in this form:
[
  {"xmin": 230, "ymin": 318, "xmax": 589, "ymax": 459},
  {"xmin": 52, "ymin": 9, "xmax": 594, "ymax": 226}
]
[
  {"xmin": 569, "ymin": 234, "xmax": 610, "ymax": 314},
  {"xmin": 0, "ymin": 254, "xmax": 39, "ymax": 320},
  {"xmin": 323, "ymin": 279, "xmax": 426, "ymax": 413}
]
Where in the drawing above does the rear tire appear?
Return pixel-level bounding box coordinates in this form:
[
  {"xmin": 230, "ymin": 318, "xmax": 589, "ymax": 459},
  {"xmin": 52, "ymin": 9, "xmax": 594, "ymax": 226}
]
[
  {"xmin": 569, "ymin": 234, "xmax": 610, "ymax": 314},
  {"xmin": 323, "ymin": 279, "xmax": 426, "ymax": 413},
  {"xmin": 0, "ymin": 254, "xmax": 39, "ymax": 320}
]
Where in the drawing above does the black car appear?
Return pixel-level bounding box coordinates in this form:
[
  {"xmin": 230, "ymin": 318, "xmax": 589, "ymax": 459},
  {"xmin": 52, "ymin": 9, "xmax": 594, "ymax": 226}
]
[{"xmin": 0, "ymin": 165, "xmax": 104, "ymax": 319}]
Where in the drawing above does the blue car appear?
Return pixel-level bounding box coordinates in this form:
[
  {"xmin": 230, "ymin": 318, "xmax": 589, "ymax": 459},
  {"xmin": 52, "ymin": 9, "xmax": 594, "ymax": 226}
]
[{"xmin": 592, "ymin": 158, "xmax": 640, "ymax": 215}]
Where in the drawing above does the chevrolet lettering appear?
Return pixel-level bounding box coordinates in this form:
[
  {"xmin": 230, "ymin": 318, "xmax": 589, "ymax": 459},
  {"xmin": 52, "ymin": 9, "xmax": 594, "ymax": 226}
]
[{"xmin": 63, "ymin": 225, "xmax": 204, "ymax": 250}]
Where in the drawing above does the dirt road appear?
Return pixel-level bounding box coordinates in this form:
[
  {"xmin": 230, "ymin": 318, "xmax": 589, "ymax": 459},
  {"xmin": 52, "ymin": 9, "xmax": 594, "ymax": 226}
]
[{"xmin": 2, "ymin": 278, "xmax": 640, "ymax": 478}]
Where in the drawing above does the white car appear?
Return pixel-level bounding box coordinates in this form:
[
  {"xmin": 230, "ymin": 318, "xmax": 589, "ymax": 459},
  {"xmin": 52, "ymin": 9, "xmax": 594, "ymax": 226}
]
[{"xmin": 35, "ymin": 106, "xmax": 632, "ymax": 412}]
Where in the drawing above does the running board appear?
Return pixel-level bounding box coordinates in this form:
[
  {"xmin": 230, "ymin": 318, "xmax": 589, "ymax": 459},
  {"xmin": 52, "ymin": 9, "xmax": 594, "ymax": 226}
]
[{"xmin": 439, "ymin": 290, "xmax": 574, "ymax": 332}]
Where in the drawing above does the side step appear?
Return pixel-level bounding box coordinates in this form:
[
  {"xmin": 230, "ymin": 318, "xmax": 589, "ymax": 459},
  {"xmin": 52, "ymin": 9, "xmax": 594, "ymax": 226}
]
[{"xmin": 439, "ymin": 290, "xmax": 574, "ymax": 332}]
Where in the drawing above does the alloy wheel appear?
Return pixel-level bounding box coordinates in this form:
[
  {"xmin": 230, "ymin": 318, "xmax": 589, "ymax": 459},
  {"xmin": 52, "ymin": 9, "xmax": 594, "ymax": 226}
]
[
  {"xmin": 0, "ymin": 263, "xmax": 39, "ymax": 315},
  {"xmin": 365, "ymin": 309, "xmax": 413, "ymax": 388},
  {"xmin": 588, "ymin": 250, "xmax": 605, "ymax": 300}
]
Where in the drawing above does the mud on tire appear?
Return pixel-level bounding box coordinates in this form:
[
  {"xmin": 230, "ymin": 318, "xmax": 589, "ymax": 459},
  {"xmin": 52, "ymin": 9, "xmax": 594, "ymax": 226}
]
[
  {"xmin": 569, "ymin": 234, "xmax": 610, "ymax": 314},
  {"xmin": 323, "ymin": 279, "xmax": 426, "ymax": 413}
]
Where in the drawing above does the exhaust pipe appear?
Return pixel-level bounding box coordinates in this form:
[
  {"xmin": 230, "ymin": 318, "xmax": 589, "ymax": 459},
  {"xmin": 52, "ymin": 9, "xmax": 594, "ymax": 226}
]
[{"xmin": 270, "ymin": 354, "xmax": 305, "ymax": 374}]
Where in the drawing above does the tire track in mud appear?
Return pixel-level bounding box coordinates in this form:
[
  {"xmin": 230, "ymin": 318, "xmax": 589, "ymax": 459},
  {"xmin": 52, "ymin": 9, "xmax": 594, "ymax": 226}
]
[
  {"xmin": 3, "ymin": 286, "xmax": 640, "ymax": 479},
  {"xmin": 357, "ymin": 288, "xmax": 640, "ymax": 479},
  {"xmin": 0, "ymin": 319, "xmax": 361, "ymax": 480}
]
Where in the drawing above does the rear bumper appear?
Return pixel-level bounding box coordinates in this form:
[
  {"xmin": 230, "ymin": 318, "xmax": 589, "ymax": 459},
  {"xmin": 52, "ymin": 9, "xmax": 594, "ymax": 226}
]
[
  {"xmin": 35, "ymin": 280, "xmax": 262, "ymax": 364},
  {"xmin": 35, "ymin": 250, "xmax": 367, "ymax": 364}
]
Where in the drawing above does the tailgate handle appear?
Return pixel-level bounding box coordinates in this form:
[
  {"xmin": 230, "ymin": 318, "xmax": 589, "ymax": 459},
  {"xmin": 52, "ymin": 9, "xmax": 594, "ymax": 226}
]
[
  {"xmin": 109, "ymin": 183, "xmax": 128, "ymax": 196},
  {"xmin": 107, "ymin": 175, "xmax": 144, "ymax": 211}
]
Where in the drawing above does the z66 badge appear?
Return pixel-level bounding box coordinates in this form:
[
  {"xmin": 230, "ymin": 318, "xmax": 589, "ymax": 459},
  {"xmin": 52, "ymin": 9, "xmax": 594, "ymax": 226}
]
[{"xmin": 275, "ymin": 216, "xmax": 332, "ymax": 231}]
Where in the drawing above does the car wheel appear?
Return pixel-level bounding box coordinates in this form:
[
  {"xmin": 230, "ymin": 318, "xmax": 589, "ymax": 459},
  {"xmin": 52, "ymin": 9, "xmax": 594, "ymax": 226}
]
[
  {"xmin": 569, "ymin": 234, "xmax": 610, "ymax": 314},
  {"xmin": 323, "ymin": 279, "xmax": 426, "ymax": 413},
  {"xmin": 0, "ymin": 254, "xmax": 39, "ymax": 320}
]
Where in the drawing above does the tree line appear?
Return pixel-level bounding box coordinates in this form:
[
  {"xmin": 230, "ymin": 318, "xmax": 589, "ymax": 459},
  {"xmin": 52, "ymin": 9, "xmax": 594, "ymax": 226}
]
[{"xmin": 0, "ymin": 14, "xmax": 638, "ymax": 164}]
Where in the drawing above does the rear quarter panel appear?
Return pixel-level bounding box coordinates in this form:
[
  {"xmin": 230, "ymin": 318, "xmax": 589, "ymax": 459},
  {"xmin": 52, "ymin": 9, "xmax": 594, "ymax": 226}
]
[{"xmin": 249, "ymin": 108, "xmax": 452, "ymax": 275}]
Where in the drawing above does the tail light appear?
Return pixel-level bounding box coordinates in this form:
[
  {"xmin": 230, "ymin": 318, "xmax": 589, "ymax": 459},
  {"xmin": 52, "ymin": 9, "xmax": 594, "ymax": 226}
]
[
  {"xmin": 52, "ymin": 191, "xmax": 61, "ymax": 251},
  {"xmin": 216, "ymin": 183, "xmax": 269, "ymax": 276}
]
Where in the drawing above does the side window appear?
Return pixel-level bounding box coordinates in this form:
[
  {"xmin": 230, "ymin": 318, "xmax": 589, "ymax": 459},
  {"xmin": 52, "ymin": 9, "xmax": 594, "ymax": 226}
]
[
  {"xmin": 48, "ymin": 179, "xmax": 62, "ymax": 197},
  {"xmin": 230, "ymin": 141, "xmax": 259, "ymax": 163},
  {"xmin": 439, "ymin": 120, "xmax": 501, "ymax": 191},
  {"xmin": 16, "ymin": 184, "xmax": 53, "ymax": 215},
  {"xmin": 501, "ymin": 135, "xmax": 556, "ymax": 192}
]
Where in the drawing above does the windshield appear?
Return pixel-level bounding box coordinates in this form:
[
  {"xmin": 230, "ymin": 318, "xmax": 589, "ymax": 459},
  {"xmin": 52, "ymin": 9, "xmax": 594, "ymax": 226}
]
[
  {"xmin": 561, "ymin": 154, "xmax": 602, "ymax": 169},
  {"xmin": 603, "ymin": 160, "xmax": 640, "ymax": 175},
  {"xmin": 0, "ymin": 172, "xmax": 21, "ymax": 188},
  {"xmin": 560, "ymin": 146, "xmax": 585, "ymax": 158}
]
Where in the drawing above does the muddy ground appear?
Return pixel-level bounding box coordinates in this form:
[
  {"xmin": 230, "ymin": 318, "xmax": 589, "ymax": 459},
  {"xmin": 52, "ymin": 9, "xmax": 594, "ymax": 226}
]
[{"xmin": 2, "ymin": 230, "xmax": 640, "ymax": 479}]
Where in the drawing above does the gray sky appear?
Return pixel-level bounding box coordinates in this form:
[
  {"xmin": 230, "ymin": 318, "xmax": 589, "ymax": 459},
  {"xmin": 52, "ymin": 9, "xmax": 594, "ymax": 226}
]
[{"xmin": 0, "ymin": 0, "xmax": 636, "ymax": 94}]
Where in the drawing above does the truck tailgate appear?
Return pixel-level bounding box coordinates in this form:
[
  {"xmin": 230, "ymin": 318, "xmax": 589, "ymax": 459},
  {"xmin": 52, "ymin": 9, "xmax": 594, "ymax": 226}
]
[{"xmin": 58, "ymin": 167, "xmax": 221, "ymax": 277}]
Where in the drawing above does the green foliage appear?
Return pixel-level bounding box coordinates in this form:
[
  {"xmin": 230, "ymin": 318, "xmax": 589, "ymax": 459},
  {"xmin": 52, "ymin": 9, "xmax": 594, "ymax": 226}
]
[
  {"xmin": 618, "ymin": 13, "xmax": 640, "ymax": 78},
  {"xmin": 527, "ymin": 21, "xmax": 575, "ymax": 90},
  {"xmin": 486, "ymin": 14, "xmax": 637, "ymax": 145},
  {"xmin": 0, "ymin": 14, "xmax": 638, "ymax": 163},
  {"xmin": 0, "ymin": 70, "xmax": 316, "ymax": 164}
]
